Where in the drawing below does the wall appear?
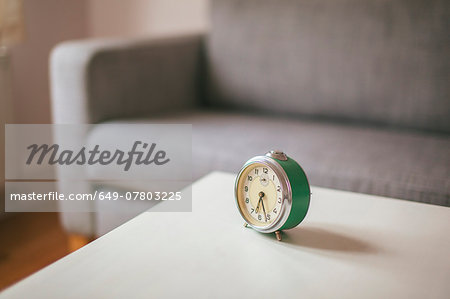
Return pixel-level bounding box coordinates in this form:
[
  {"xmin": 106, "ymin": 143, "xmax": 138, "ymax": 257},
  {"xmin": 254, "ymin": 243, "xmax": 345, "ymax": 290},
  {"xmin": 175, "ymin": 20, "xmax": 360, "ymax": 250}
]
[
  {"xmin": 87, "ymin": 0, "xmax": 208, "ymax": 38},
  {"xmin": 10, "ymin": 0, "xmax": 89, "ymax": 124}
]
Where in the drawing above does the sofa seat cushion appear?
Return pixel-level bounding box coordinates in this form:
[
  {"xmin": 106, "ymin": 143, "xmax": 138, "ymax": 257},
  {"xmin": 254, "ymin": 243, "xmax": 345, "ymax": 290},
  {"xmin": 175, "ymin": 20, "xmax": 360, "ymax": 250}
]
[{"xmin": 95, "ymin": 109, "xmax": 450, "ymax": 206}]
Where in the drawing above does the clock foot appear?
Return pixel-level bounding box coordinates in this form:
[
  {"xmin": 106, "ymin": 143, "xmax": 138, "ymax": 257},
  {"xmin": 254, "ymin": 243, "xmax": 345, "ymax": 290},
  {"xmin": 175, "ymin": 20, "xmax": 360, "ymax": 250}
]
[
  {"xmin": 275, "ymin": 231, "xmax": 282, "ymax": 241},
  {"xmin": 243, "ymin": 223, "xmax": 248, "ymax": 228}
]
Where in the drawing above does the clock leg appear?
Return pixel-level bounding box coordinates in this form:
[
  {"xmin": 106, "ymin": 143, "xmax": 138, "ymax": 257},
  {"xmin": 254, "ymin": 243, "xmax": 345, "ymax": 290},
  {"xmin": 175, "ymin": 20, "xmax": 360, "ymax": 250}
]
[{"xmin": 275, "ymin": 231, "xmax": 282, "ymax": 241}]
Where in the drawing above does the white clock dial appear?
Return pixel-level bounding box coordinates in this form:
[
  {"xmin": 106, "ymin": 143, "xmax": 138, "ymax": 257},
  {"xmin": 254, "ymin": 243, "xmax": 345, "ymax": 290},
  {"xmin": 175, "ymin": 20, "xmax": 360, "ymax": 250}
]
[{"xmin": 238, "ymin": 163, "xmax": 283, "ymax": 226}]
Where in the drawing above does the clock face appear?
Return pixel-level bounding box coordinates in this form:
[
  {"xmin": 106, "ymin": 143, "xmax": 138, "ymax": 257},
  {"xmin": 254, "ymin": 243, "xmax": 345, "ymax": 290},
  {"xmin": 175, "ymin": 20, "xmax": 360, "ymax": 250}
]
[{"xmin": 236, "ymin": 163, "xmax": 284, "ymax": 227}]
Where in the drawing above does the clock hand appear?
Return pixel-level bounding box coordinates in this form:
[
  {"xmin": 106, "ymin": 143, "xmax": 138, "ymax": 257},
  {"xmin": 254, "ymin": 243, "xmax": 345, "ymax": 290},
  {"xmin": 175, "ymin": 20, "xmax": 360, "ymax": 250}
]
[
  {"xmin": 261, "ymin": 196, "xmax": 267, "ymax": 222},
  {"xmin": 255, "ymin": 192, "xmax": 265, "ymax": 218},
  {"xmin": 255, "ymin": 192, "xmax": 263, "ymax": 213},
  {"xmin": 255, "ymin": 197, "xmax": 261, "ymax": 214}
]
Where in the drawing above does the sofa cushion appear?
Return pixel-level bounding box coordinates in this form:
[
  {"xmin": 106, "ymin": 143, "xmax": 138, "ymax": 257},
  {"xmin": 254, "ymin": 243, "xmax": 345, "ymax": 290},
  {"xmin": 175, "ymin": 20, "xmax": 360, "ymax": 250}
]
[
  {"xmin": 206, "ymin": 0, "xmax": 450, "ymax": 133},
  {"xmin": 95, "ymin": 110, "xmax": 450, "ymax": 206}
]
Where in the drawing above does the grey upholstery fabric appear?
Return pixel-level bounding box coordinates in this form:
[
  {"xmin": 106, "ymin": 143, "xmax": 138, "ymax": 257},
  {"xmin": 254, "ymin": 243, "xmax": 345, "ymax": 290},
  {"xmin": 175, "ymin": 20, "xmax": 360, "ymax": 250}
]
[
  {"xmin": 92, "ymin": 110, "xmax": 450, "ymax": 206},
  {"xmin": 206, "ymin": 0, "xmax": 450, "ymax": 133},
  {"xmin": 51, "ymin": 34, "xmax": 203, "ymax": 124}
]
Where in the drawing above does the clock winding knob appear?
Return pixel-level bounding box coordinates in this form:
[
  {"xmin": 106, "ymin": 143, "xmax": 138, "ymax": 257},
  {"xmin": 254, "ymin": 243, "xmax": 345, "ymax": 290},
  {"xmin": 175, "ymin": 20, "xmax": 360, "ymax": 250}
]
[{"xmin": 266, "ymin": 150, "xmax": 288, "ymax": 161}]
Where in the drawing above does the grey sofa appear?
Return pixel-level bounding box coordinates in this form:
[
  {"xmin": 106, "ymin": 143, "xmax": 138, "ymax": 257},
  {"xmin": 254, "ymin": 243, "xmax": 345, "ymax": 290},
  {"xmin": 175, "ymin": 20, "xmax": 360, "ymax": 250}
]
[{"xmin": 51, "ymin": 0, "xmax": 450, "ymax": 237}]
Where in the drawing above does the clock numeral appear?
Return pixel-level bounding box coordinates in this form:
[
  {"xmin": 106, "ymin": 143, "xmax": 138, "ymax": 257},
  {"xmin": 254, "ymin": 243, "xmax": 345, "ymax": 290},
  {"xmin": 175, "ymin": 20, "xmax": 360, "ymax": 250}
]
[
  {"xmin": 258, "ymin": 215, "xmax": 262, "ymax": 221},
  {"xmin": 244, "ymin": 186, "xmax": 248, "ymax": 192},
  {"xmin": 273, "ymin": 175, "xmax": 275, "ymax": 181},
  {"xmin": 278, "ymin": 198, "xmax": 282, "ymax": 203},
  {"xmin": 248, "ymin": 175, "xmax": 252, "ymax": 181},
  {"xmin": 251, "ymin": 208, "xmax": 254, "ymax": 214},
  {"xmin": 245, "ymin": 197, "xmax": 249, "ymax": 203},
  {"xmin": 263, "ymin": 168, "xmax": 268, "ymax": 174},
  {"xmin": 277, "ymin": 186, "xmax": 281, "ymax": 192},
  {"xmin": 266, "ymin": 214, "xmax": 271, "ymax": 220},
  {"xmin": 273, "ymin": 208, "xmax": 277, "ymax": 214},
  {"xmin": 254, "ymin": 169, "xmax": 259, "ymax": 175}
]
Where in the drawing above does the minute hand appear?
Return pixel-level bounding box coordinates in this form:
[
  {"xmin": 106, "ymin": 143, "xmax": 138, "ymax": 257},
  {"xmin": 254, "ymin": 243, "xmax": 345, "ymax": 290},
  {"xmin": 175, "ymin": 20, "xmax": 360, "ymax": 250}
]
[{"xmin": 261, "ymin": 198, "xmax": 267, "ymax": 222}]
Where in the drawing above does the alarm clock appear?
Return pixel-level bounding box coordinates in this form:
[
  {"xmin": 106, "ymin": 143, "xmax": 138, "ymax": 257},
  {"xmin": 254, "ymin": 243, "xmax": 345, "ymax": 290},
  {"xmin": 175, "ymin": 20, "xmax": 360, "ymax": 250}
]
[{"xmin": 234, "ymin": 150, "xmax": 310, "ymax": 241}]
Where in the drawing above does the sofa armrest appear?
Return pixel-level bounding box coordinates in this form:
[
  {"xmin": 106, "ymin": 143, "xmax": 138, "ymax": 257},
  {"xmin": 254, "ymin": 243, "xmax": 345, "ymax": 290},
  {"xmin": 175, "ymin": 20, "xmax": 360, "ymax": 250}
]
[
  {"xmin": 50, "ymin": 34, "xmax": 203, "ymax": 237},
  {"xmin": 50, "ymin": 34, "xmax": 204, "ymax": 124}
]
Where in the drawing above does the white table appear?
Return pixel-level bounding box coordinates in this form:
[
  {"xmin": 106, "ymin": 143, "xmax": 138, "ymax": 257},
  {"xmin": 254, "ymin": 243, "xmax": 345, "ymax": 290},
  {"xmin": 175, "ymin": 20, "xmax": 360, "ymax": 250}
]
[{"xmin": 1, "ymin": 172, "xmax": 449, "ymax": 299}]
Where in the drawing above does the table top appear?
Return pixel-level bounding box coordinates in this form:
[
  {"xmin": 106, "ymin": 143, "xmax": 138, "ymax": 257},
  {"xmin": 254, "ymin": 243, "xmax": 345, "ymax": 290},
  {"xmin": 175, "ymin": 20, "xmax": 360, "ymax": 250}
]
[{"xmin": 1, "ymin": 171, "xmax": 449, "ymax": 299}]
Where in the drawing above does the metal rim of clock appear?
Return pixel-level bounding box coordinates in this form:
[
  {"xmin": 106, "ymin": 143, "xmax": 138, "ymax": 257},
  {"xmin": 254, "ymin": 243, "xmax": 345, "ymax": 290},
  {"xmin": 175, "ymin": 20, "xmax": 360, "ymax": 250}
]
[{"xmin": 234, "ymin": 155, "xmax": 292, "ymax": 233}]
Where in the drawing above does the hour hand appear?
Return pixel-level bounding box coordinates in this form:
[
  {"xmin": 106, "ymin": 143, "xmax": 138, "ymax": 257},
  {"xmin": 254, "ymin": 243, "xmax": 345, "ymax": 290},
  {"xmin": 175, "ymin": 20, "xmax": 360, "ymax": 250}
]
[{"xmin": 255, "ymin": 198, "xmax": 261, "ymax": 214}]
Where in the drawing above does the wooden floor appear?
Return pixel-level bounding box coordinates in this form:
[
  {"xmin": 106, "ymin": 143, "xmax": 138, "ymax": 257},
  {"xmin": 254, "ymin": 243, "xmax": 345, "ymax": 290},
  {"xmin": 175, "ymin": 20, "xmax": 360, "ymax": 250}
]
[{"xmin": 0, "ymin": 213, "xmax": 72, "ymax": 291}]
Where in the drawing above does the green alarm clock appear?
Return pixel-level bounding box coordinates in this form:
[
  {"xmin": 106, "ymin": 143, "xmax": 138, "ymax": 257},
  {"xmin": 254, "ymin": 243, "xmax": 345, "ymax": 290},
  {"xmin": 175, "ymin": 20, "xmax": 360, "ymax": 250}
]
[{"xmin": 235, "ymin": 150, "xmax": 311, "ymax": 241}]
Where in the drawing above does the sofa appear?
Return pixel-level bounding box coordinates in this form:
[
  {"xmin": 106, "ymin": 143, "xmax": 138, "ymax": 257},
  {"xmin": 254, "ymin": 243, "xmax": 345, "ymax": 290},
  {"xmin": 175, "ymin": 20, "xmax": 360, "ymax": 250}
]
[{"xmin": 51, "ymin": 0, "xmax": 450, "ymax": 237}]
